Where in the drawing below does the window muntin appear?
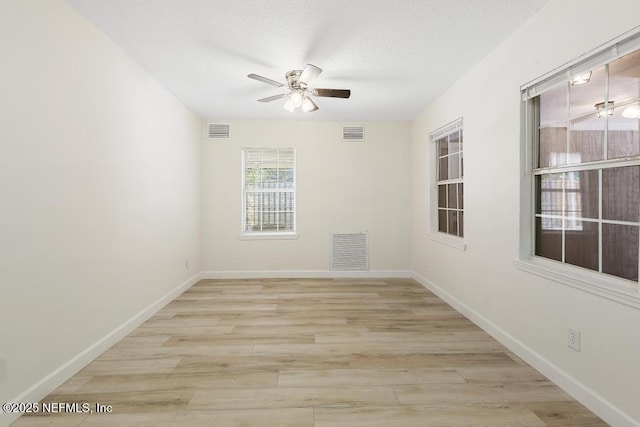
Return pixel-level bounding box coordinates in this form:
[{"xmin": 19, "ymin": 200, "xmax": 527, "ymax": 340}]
[
  {"xmin": 433, "ymin": 122, "xmax": 464, "ymax": 238},
  {"xmin": 242, "ymin": 148, "xmax": 295, "ymax": 234},
  {"xmin": 531, "ymin": 49, "xmax": 640, "ymax": 283}
]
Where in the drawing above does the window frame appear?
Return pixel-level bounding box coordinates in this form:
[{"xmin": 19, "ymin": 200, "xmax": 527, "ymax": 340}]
[
  {"xmin": 517, "ymin": 27, "xmax": 640, "ymax": 308},
  {"xmin": 429, "ymin": 118, "xmax": 466, "ymax": 251},
  {"xmin": 240, "ymin": 147, "xmax": 298, "ymax": 240}
]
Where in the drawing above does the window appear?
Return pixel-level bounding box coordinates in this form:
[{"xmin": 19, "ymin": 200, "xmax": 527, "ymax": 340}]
[
  {"xmin": 430, "ymin": 118, "xmax": 464, "ymax": 241},
  {"xmin": 242, "ymin": 148, "xmax": 296, "ymax": 235},
  {"xmin": 521, "ymin": 30, "xmax": 640, "ymax": 292}
]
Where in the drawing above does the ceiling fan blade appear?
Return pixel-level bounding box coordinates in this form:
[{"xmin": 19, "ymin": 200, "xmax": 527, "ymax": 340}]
[
  {"xmin": 248, "ymin": 73, "xmax": 285, "ymax": 87},
  {"xmin": 258, "ymin": 93, "xmax": 289, "ymax": 103},
  {"xmin": 298, "ymin": 64, "xmax": 322, "ymax": 86},
  {"xmin": 314, "ymin": 88, "xmax": 351, "ymax": 98}
]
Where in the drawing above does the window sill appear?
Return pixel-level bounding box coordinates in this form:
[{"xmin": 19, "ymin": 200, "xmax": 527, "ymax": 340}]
[
  {"xmin": 514, "ymin": 257, "xmax": 640, "ymax": 309},
  {"xmin": 428, "ymin": 232, "xmax": 467, "ymax": 251},
  {"xmin": 238, "ymin": 232, "xmax": 299, "ymax": 241}
]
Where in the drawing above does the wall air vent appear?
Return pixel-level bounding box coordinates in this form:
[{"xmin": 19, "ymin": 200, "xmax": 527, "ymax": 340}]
[
  {"xmin": 342, "ymin": 125, "xmax": 365, "ymax": 142},
  {"xmin": 330, "ymin": 232, "xmax": 369, "ymax": 271},
  {"xmin": 207, "ymin": 123, "xmax": 230, "ymax": 139}
]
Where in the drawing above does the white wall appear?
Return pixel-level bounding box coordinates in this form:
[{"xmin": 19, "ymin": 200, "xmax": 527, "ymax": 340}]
[
  {"xmin": 411, "ymin": 0, "xmax": 640, "ymax": 424},
  {"xmin": 202, "ymin": 120, "xmax": 411, "ymax": 274},
  {"xmin": 0, "ymin": 0, "xmax": 201, "ymax": 415}
]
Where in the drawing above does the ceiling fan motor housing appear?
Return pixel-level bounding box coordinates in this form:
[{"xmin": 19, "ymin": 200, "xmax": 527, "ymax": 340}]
[{"xmin": 285, "ymin": 70, "xmax": 303, "ymax": 89}]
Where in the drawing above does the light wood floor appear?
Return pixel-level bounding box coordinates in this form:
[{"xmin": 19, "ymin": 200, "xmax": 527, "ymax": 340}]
[{"xmin": 14, "ymin": 278, "xmax": 606, "ymax": 426}]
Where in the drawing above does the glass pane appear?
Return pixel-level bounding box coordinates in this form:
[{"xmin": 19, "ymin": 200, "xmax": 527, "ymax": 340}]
[
  {"xmin": 448, "ymin": 153, "xmax": 460, "ymax": 180},
  {"xmin": 439, "ymin": 157, "xmax": 448, "ymax": 181},
  {"xmin": 567, "ymin": 65, "xmax": 606, "ymax": 165},
  {"xmin": 603, "ymin": 224, "xmax": 639, "ymax": 281},
  {"xmin": 285, "ymin": 213, "xmax": 294, "ymax": 231},
  {"xmin": 277, "ymin": 169, "xmax": 294, "ymax": 188},
  {"xmin": 457, "ymin": 183, "xmax": 463, "ymax": 210},
  {"xmin": 608, "ymin": 50, "xmax": 640, "ymax": 107},
  {"xmin": 262, "ymin": 192, "xmax": 276, "ymax": 230},
  {"xmin": 438, "ymin": 137, "xmax": 448, "ymax": 157},
  {"xmin": 449, "ymin": 131, "xmax": 461, "ymax": 154},
  {"xmin": 245, "ymin": 193, "xmax": 261, "ymax": 231},
  {"xmin": 278, "ymin": 213, "xmax": 294, "ymax": 231},
  {"xmin": 539, "ymin": 127, "xmax": 567, "ymax": 168},
  {"xmin": 565, "ymin": 220, "xmax": 599, "ymax": 272},
  {"xmin": 244, "ymin": 149, "xmax": 262, "ymax": 162},
  {"xmin": 459, "ymin": 211, "xmax": 464, "ymax": 238},
  {"xmin": 438, "ymin": 209, "xmax": 447, "ymax": 233},
  {"xmin": 569, "ymin": 114, "xmax": 605, "ymax": 163},
  {"xmin": 285, "ymin": 192, "xmax": 292, "ymax": 210},
  {"xmin": 244, "ymin": 178, "xmax": 258, "ymax": 190},
  {"xmin": 263, "ymin": 192, "xmax": 274, "ymax": 213},
  {"xmin": 244, "ymin": 157, "xmax": 262, "ymax": 188},
  {"xmin": 279, "ymin": 191, "xmax": 294, "ymax": 212},
  {"xmin": 608, "ymin": 50, "xmax": 640, "ymax": 159},
  {"xmin": 608, "ymin": 127, "xmax": 640, "ymax": 160},
  {"xmin": 244, "ymin": 211, "xmax": 257, "ymax": 231},
  {"xmin": 537, "ymin": 173, "xmax": 563, "ymax": 218},
  {"xmin": 602, "ymin": 166, "xmax": 640, "ymax": 222},
  {"xmin": 540, "ymin": 83, "xmax": 568, "ymax": 127},
  {"xmin": 262, "ymin": 168, "xmax": 278, "ymax": 184},
  {"xmin": 260, "ymin": 150, "xmax": 278, "ymax": 185},
  {"xmin": 460, "ymin": 153, "xmax": 464, "ymax": 178},
  {"xmin": 447, "ymin": 183, "xmax": 457, "ymax": 209},
  {"xmin": 539, "ymin": 83, "xmax": 568, "ymax": 168},
  {"xmin": 570, "ymin": 65, "xmax": 606, "ymax": 120},
  {"xmin": 565, "ymin": 170, "xmax": 598, "ymax": 219},
  {"xmin": 448, "ymin": 211, "xmax": 458, "ymax": 237},
  {"xmin": 535, "ymin": 217, "xmax": 562, "ymax": 261},
  {"xmin": 438, "ymin": 185, "xmax": 446, "ymax": 208}
]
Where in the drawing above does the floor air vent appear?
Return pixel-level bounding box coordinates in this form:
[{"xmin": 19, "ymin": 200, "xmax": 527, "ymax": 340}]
[
  {"xmin": 331, "ymin": 232, "xmax": 369, "ymax": 271},
  {"xmin": 207, "ymin": 123, "xmax": 230, "ymax": 139}
]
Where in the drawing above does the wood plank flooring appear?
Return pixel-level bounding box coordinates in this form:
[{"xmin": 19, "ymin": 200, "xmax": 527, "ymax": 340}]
[{"xmin": 13, "ymin": 278, "xmax": 607, "ymax": 426}]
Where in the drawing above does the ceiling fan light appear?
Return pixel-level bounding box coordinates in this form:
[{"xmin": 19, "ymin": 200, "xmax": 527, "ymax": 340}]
[
  {"xmin": 301, "ymin": 96, "xmax": 318, "ymax": 113},
  {"xmin": 290, "ymin": 91, "xmax": 303, "ymax": 108},
  {"xmin": 283, "ymin": 99, "xmax": 296, "ymax": 112}
]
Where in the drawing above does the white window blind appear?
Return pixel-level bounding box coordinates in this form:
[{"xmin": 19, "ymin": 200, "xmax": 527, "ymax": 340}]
[{"xmin": 242, "ymin": 148, "xmax": 296, "ymax": 234}]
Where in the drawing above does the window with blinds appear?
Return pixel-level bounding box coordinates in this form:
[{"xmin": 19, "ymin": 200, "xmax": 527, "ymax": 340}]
[
  {"xmin": 242, "ymin": 148, "xmax": 296, "ymax": 234},
  {"xmin": 521, "ymin": 29, "xmax": 640, "ymax": 285}
]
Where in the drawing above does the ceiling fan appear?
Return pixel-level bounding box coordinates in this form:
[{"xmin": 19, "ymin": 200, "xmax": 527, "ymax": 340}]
[{"xmin": 247, "ymin": 64, "xmax": 350, "ymax": 113}]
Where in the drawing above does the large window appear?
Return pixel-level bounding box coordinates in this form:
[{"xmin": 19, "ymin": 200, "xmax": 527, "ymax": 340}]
[
  {"xmin": 242, "ymin": 148, "xmax": 295, "ymax": 234},
  {"xmin": 431, "ymin": 118, "xmax": 464, "ymax": 239},
  {"xmin": 522, "ymin": 32, "xmax": 640, "ymax": 286}
]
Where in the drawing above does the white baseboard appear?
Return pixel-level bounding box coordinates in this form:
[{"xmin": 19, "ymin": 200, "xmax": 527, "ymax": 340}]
[
  {"xmin": 200, "ymin": 270, "xmax": 413, "ymax": 279},
  {"xmin": 411, "ymin": 271, "xmax": 638, "ymax": 427},
  {"xmin": 1, "ymin": 273, "xmax": 201, "ymax": 427}
]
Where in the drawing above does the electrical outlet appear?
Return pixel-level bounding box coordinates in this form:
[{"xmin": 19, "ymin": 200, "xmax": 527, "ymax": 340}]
[{"xmin": 568, "ymin": 328, "xmax": 581, "ymax": 352}]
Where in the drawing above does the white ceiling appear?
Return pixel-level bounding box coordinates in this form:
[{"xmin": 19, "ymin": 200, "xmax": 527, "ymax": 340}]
[{"xmin": 67, "ymin": 0, "xmax": 548, "ymax": 121}]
